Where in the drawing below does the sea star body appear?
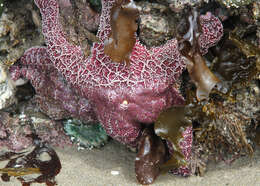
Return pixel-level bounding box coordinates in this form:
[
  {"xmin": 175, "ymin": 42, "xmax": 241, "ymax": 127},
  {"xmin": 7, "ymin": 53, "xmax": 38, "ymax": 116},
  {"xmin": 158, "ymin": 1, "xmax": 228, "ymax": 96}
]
[{"xmin": 20, "ymin": 0, "xmax": 188, "ymax": 146}]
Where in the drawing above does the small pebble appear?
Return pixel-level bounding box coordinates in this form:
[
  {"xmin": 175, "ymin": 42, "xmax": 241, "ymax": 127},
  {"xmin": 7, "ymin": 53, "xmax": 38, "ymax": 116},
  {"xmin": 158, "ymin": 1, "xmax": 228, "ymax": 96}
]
[{"xmin": 111, "ymin": 170, "xmax": 120, "ymax": 175}]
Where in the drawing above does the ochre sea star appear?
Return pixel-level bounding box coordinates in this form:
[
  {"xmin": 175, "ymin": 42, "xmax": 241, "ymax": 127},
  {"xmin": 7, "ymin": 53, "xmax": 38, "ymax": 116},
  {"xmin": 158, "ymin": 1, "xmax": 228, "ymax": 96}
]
[
  {"xmin": 10, "ymin": 0, "xmax": 223, "ymax": 179},
  {"xmin": 18, "ymin": 0, "xmax": 187, "ymax": 146}
]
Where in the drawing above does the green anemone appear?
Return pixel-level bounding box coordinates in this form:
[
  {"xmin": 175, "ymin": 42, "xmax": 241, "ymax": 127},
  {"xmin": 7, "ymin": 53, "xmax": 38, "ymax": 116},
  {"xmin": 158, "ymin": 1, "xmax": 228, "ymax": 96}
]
[{"xmin": 63, "ymin": 119, "xmax": 109, "ymax": 150}]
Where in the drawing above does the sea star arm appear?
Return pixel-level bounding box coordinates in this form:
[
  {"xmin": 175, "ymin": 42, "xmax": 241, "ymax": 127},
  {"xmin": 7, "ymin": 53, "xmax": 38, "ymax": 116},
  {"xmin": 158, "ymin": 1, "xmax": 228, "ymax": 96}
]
[
  {"xmin": 10, "ymin": 46, "xmax": 97, "ymax": 121},
  {"xmin": 34, "ymin": 0, "xmax": 86, "ymax": 85}
]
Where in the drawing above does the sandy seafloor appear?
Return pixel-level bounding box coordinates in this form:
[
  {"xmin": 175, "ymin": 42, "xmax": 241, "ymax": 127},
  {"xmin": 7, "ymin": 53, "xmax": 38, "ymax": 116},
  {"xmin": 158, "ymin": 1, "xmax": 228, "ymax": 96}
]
[{"xmin": 1, "ymin": 140, "xmax": 260, "ymax": 186}]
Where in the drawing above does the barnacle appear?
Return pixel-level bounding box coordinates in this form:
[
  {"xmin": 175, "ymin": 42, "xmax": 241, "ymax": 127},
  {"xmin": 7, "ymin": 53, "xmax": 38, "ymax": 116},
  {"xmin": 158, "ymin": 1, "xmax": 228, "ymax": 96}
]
[
  {"xmin": 196, "ymin": 102, "xmax": 254, "ymax": 158},
  {"xmin": 104, "ymin": 0, "xmax": 139, "ymax": 65}
]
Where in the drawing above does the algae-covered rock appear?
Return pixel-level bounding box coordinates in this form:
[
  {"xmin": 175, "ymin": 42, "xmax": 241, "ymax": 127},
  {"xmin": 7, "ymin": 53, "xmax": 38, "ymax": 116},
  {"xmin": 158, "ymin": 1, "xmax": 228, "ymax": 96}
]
[
  {"xmin": 0, "ymin": 100, "xmax": 72, "ymax": 152},
  {"xmin": 156, "ymin": 0, "xmax": 209, "ymax": 9},
  {"xmin": 136, "ymin": 1, "xmax": 170, "ymax": 47},
  {"xmin": 217, "ymin": 0, "xmax": 254, "ymax": 8},
  {"xmin": 0, "ymin": 0, "xmax": 44, "ymax": 66}
]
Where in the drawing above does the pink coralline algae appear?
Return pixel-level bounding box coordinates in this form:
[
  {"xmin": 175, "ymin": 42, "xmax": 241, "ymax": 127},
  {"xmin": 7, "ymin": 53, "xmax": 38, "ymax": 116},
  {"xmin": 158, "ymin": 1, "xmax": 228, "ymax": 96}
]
[
  {"xmin": 0, "ymin": 108, "xmax": 72, "ymax": 152},
  {"xmin": 11, "ymin": 0, "xmax": 223, "ymax": 177}
]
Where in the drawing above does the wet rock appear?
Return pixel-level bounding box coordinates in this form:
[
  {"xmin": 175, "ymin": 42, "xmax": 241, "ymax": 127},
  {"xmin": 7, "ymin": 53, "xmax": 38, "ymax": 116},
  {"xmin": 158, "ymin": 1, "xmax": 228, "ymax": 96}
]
[
  {"xmin": 0, "ymin": 0, "xmax": 44, "ymax": 66},
  {"xmin": 0, "ymin": 111, "xmax": 33, "ymax": 152},
  {"xmin": 58, "ymin": 0, "xmax": 100, "ymax": 56},
  {"xmin": 136, "ymin": 1, "xmax": 171, "ymax": 47},
  {"xmin": 156, "ymin": 0, "xmax": 209, "ymax": 10},
  {"xmin": 0, "ymin": 100, "xmax": 72, "ymax": 152},
  {"xmin": 0, "ymin": 64, "xmax": 16, "ymax": 109},
  {"xmin": 216, "ymin": 0, "xmax": 254, "ymax": 8},
  {"xmin": 170, "ymin": 0, "xmax": 208, "ymax": 9}
]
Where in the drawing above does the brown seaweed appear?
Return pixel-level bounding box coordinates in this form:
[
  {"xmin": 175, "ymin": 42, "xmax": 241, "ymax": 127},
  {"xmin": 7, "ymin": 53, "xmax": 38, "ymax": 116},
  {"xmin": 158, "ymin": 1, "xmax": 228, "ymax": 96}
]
[
  {"xmin": 154, "ymin": 106, "xmax": 192, "ymax": 170},
  {"xmin": 135, "ymin": 127, "xmax": 167, "ymax": 185},
  {"xmin": 0, "ymin": 138, "xmax": 61, "ymax": 186},
  {"xmin": 184, "ymin": 53, "xmax": 220, "ymax": 101},
  {"xmin": 104, "ymin": 0, "xmax": 139, "ymax": 65},
  {"xmin": 211, "ymin": 31, "xmax": 259, "ymax": 95},
  {"xmin": 178, "ymin": 11, "xmax": 221, "ymax": 101}
]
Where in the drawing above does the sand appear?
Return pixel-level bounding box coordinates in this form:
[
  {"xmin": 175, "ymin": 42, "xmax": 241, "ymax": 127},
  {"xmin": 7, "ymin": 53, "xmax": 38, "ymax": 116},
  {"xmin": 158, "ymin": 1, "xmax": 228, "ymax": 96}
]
[{"xmin": 1, "ymin": 140, "xmax": 260, "ymax": 186}]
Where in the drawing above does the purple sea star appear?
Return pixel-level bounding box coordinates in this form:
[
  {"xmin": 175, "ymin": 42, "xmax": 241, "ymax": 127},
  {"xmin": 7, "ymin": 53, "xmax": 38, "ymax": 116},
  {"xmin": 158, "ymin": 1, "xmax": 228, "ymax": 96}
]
[
  {"xmin": 16, "ymin": 0, "xmax": 189, "ymax": 146},
  {"xmin": 11, "ymin": 0, "xmax": 223, "ymax": 177}
]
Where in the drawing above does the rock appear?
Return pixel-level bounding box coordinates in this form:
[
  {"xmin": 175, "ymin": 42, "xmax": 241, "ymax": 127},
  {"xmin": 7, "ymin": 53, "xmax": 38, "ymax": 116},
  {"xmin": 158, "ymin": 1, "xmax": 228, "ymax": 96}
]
[
  {"xmin": 136, "ymin": 1, "xmax": 171, "ymax": 47},
  {"xmin": 216, "ymin": 0, "xmax": 254, "ymax": 8},
  {"xmin": 0, "ymin": 0, "xmax": 44, "ymax": 66},
  {"xmin": 0, "ymin": 64, "xmax": 16, "ymax": 109},
  {"xmin": 156, "ymin": 0, "xmax": 209, "ymax": 10}
]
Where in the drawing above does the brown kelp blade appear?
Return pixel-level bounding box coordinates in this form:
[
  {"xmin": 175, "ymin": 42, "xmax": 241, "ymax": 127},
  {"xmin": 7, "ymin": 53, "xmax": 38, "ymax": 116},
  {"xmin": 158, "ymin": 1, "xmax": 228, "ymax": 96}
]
[
  {"xmin": 135, "ymin": 127, "xmax": 166, "ymax": 185},
  {"xmin": 0, "ymin": 142, "xmax": 61, "ymax": 186},
  {"xmin": 104, "ymin": 0, "xmax": 139, "ymax": 65},
  {"xmin": 0, "ymin": 167, "xmax": 41, "ymax": 177},
  {"xmin": 155, "ymin": 106, "xmax": 192, "ymax": 170},
  {"xmin": 184, "ymin": 53, "xmax": 220, "ymax": 101}
]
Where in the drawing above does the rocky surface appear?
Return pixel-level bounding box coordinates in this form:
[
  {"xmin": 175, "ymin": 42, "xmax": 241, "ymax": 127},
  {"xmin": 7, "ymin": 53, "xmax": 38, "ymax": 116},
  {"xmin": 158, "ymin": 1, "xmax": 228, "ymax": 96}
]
[
  {"xmin": 0, "ymin": 64, "xmax": 16, "ymax": 109},
  {"xmin": 0, "ymin": 0, "xmax": 44, "ymax": 66}
]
